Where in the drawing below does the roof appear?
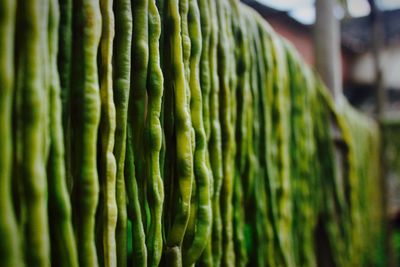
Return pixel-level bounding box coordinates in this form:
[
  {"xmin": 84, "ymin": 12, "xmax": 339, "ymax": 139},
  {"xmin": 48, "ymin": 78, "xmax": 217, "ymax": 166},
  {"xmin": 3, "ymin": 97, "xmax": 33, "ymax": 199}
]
[
  {"xmin": 341, "ymin": 9, "xmax": 400, "ymax": 53},
  {"xmin": 242, "ymin": 0, "xmax": 400, "ymax": 54}
]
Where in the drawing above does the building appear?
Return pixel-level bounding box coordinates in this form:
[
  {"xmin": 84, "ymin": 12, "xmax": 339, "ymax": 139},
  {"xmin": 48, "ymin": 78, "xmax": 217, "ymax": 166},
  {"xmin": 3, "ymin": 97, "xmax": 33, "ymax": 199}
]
[{"xmin": 243, "ymin": 0, "xmax": 400, "ymax": 111}]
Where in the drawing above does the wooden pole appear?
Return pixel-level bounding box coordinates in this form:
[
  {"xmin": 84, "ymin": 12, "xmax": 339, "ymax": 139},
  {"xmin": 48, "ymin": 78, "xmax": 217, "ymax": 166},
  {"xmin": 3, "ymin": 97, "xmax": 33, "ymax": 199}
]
[{"xmin": 314, "ymin": 0, "xmax": 342, "ymax": 100}]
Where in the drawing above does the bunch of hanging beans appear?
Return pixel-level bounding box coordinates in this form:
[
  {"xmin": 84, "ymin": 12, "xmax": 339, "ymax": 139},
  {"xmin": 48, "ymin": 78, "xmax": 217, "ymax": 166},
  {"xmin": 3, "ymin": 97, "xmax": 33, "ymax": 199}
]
[{"xmin": 0, "ymin": 0, "xmax": 382, "ymax": 266}]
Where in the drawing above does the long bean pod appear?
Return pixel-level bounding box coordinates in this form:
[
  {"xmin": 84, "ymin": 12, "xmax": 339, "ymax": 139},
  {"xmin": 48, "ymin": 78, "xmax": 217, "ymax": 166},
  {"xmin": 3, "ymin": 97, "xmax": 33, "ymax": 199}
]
[
  {"xmin": 164, "ymin": 0, "xmax": 194, "ymax": 265},
  {"xmin": 70, "ymin": 0, "xmax": 102, "ymax": 265},
  {"xmin": 125, "ymin": 125, "xmax": 148, "ymax": 266},
  {"xmin": 0, "ymin": 1, "xmax": 23, "ymax": 266},
  {"xmin": 206, "ymin": 0, "xmax": 224, "ymax": 265},
  {"xmin": 216, "ymin": 1, "xmax": 235, "ymax": 266},
  {"xmin": 182, "ymin": 0, "xmax": 212, "ymax": 265},
  {"xmin": 126, "ymin": 4, "xmax": 150, "ymax": 258},
  {"xmin": 230, "ymin": 7, "xmax": 248, "ymax": 267},
  {"xmin": 197, "ymin": 0, "xmax": 213, "ymax": 264},
  {"xmin": 113, "ymin": 0, "xmax": 133, "ymax": 265},
  {"xmin": 57, "ymin": 0, "xmax": 73, "ymax": 191},
  {"xmin": 15, "ymin": 0, "xmax": 51, "ymax": 265},
  {"xmin": 270, "ymin": 33, "xmax": 295, "ymax": 267},
  {"xmin": 47, "ymin": 0, "xmax": 78, "ymax": 265},
  {"xmin": 146, "ymin": 1, "xmax": 165, "ymax": 266},
  {"xmin": 254, "ymin": 15, "xmax": 275, "ymax": 267},
  {"xmin": 99, "ymin": 0, "xmax": 118, "ymax": 264},
  {"xmin": 179, "ymin": 0, "xmax": 191, "ymax": 95},
  {"xmin": 199, "ymin": 0, "xmax": 211, "ymax": 142},
  {"xmin": 131, "ymin": 0, "xmax": 149, "ymax": 228}
]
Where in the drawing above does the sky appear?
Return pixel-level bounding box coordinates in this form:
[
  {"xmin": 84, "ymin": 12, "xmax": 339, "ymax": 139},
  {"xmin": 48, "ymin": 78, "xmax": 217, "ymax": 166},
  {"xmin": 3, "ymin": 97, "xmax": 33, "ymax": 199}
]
[{"xmin": 258, "ymin": 0, "xmax": 400, "ymax": 24}]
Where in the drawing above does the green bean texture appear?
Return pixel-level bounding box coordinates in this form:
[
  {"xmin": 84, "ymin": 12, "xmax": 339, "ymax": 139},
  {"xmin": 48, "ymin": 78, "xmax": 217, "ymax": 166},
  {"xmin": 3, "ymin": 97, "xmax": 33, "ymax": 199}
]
[
  {"xmin": 70, "ymin": 0, "xmax": 102, "ymax": 265},
  {"xmin": 47, "ymin": 0, "xmax": 78, "ymax": 266},
  {"xmin": 15, "ymin": 0, "xmax": 50, "ymax": 265},
  {"xmin": 2, "ymin": 1, "xmax": 383, "ymax": 267},
  {"xmin": 146, "ymin": 0, "xmax": 164, "ymax": 266},
  {"xmin": 99, "ymin": 0, "xmax": 118, "ymax": 265},
  {"xmin": 0, "ymin": 1, "xmax": 23, "ymax": 266},
  {"xmin": 112, "ymin": 0, "xmax": 132, "ymax": 266}
]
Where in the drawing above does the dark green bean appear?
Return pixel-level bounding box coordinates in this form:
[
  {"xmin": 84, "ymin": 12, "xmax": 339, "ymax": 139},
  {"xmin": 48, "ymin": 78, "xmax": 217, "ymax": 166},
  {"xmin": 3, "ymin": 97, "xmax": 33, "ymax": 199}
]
[
  {"xmin": 125, "ymin": 125, "xmax": 148, "ymax": 266},
  {"xmin": 47, "ymin": 0, "xmax": 78, "ymax": 265},
  {"xmin": 0, "ymin": 0, "xmax": 23, "ymax": 266},
  {"xmin": 131, "ymin": 0, "xmax": 149, "ymax": 229},
  {"xmin": 216, "ymin": 1, "xmax": 235, "ymax": 266},
  {"xmin": 57, "ymin": 0, "xmax": 73, "ymax": 192},
  {"xmin": 207, "ymin": 0, "xmax": 223, "ymax": 265},
  {"xmin": 112, "ymin": 0, "xmax": 133, "ymax": 265},
  {"xmin": 70, "ymin": 0, "xmax": 102, "ymax": 265},
  {"xmin": 14, "ymin": 0, "xmax": 51, "ymax": 265}
]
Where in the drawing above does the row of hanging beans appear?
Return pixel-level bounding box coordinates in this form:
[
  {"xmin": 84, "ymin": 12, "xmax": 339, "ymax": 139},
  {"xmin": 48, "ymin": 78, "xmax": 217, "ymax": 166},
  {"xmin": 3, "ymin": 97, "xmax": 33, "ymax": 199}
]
[{"xmin": 0, "ymin": 0, "xmax": 382, "ymax": 266}]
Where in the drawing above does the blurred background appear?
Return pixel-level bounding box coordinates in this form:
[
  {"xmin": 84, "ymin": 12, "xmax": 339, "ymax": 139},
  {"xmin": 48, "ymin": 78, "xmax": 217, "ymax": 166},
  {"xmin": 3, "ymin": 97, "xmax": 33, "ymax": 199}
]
[{"xmin": 242, "ymin": 0, "xmax": 400, "ymax": 265}]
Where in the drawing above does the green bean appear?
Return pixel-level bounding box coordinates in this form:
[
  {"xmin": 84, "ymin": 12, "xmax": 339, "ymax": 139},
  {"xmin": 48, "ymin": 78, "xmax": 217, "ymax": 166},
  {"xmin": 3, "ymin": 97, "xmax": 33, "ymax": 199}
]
[
  {"xmin": 231, "ymin": 8, "xmax": 248, "ymax": 267},
  {"xmin": 270, "ymin": 33, "xmax": 295, "ymax": 267},
  {"xmin": 182, "ymin": 0, "xmax": 212, "ymax": 265},
  {"xmin": 199, "ymin": 242, "xmax": 213, "ymax": 267},
  {"xmin": 179, "ymin": 0, "xmax": 191, "ymax": 96},
  {"xmin": 146, "ymin": 1, "xmax": 165, "ymax": 266},
  {"xmin": 161, "ymin": 0, "xmax": 177, "ymax": 243},
  {"xmin": 13, "ymin": 1, "xmax": 26, "ymax": 236},
  {"xmin": 164, "ymin": 0, "xmax": 194, "ymax": 265},
  {"xmin": 0, "ymin": 1, "xmax": 23, "ymax": 266},
  {"xmin": 226, "ymin": 4, "xmax": 239, "ymax": 264},
  {"xmin": 156, "ymin": 0, "xmax": 167, "ymax": 187},
  {"xmin": 179, "ymin": 0, "xmax": 195, "ymax": 220},
  {"xmin": 236, "ymin": 25, "xmax": 250, "ymax": 189},
  {"xmin": 129, "ymin": 3, "xmax": 151, "ymax": 252},
  {"xmin": 182, "ymin": 178, "xmax": 197, "ymax": 255},
  {"xmin": 125, "ymin": 125, "xmax": 147, "ymax": 266},
  {"xmin": 254, "ymin": 16, "xmax": 275, "ymax": 267},
  {"xmin": 70, "ymin": 0, "xmax": 102, "ymax": 265},
  {"xmin": 232, "ymin": 172, "xmax": 246, "ymax": 267},
  {"xmin": 197, "ymin": 1, "xmax": 213, "ymax": 265},
  {"xmin": 242, "ymin": 14, "xmax": 256, "ymax": 267},
  {"xmin": 227, "ymin": 0, "xmax": 238, "ymax": 128},
  {"xmin": 256, "ymin": 19, "xmax": 282, "ymax": 267},
  {"xmin": 58, "ymin": 0, "xmax": 72, "ymax": 128},
  {"xmin": 198, "ymin": 0, "xmax": 211, "ymax": 142},
  {"xmin": 99, "ymin": 0, "xmax": 118, "ymax": 264},
  {"xmin": 47, "ymin": 0, "xmax": 78, "ymax": 266},
  {"xmin": 131, "ymin": 0, "xmax": 149, "ymax": 228},
  {"xmin": 216, "ymin": 1, "xmax": 235, "ymax": 266},
  {"xmin": 42, "ymin": 0, "xmax": 51, "ymax": 163},
  {"xmin": 244, "ymin": 15, "xmax": 258, "ymax": 209},
  {"xmin": 57, "ymin": 0, "xmax": 73, "ymax": 192},
  {"xmin": 286, "ymin": 45, "xmax": 316, "ymax": 267},
  {"xmin": 206, "ymin": 0, "xmax": 224, "ymax": 265},
  {"xmin": 164, "ymin": 246, "xmax": 183, "ymax": 267},
  {"xmin": 16, "ymin": 1, "xmax": 50, "ymax": 266},
  {"xmin": 112, "ymin": 0, "xmax": 132, "ymax": 265},
  {"xmin": 248, "ymin": 15, "xmax": 265, "ymax": 267},
  {"xmin": 14, "ymin": 0, "xmax": 51, "ymax": 265},
  {"xmin": 180, "ymin": 1, "xmax": 198, "ymax": 250}
]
